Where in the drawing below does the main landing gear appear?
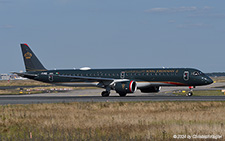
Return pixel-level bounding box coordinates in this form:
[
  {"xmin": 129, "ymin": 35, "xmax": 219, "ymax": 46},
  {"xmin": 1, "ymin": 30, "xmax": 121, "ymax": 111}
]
[
  {"xmin": 101, "ymin": 91, "xmax": 127, "ymax": 97},
  {"xmin": 101, "ymin": 86, "xmax": 111, "ymax": 97},
  {"xmin": 186, "ymin": 86, "xmax": 194, "ymax": 97},
  {"xmin": 101, "ymin": 91, "xmax": 110, "ymax": 97},
  {"xmin": 118, "ymin": 93, "xmax": 127, "ymax": 97}
]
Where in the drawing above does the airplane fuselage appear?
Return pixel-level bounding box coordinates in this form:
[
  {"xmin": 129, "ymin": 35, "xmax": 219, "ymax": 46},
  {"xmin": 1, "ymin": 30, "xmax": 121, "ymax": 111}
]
[
  {"xmin": 27, "ymin": 68, "xmax": 212, "ymax": 88},
  {"xmin": 16, "ymin": 43, "xmax": 213, "ymax": 97}
]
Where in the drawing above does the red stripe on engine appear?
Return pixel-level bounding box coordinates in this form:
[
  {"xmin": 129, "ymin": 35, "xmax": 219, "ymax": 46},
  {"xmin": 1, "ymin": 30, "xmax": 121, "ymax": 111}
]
[{"xmin": 129, "ymin": 81, "xmax": 133, "ymax": 92}]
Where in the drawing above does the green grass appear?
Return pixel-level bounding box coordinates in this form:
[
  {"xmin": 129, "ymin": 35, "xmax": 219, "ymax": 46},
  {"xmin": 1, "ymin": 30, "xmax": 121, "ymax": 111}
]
[
  {"xmin": 211, "ymin": 76, "xmax": 225, "ymax": 83},
  {"xmin": 173, "ymin": 90, "xmax": 225, "ymax": 96},
  {"xmin": 0, "ymin": 102, "xmax": 225, "ymax": 140},
  {"xmin": 0, "ymin": 80, "xmax": 98, "ymax": 95},
  {"xmin": 0, "ymin": 89, "xmax": 49, "ymax": 95},
  {"xmin": 0, "ymin": 80, "xmax": 50, "ymax": 87},
  {"xmin": 193, "ymin": 90, "xmax": 225, "ymax": 96}
]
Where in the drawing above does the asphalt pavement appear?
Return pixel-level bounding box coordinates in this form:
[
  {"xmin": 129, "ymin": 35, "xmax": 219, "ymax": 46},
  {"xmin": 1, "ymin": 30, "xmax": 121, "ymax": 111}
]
[{"xmin": 1, "ymin": 82, "xmax": 225, "ymax": 105}]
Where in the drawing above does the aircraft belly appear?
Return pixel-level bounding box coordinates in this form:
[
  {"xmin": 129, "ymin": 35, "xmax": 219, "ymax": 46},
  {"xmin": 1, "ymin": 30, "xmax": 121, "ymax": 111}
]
[
  {"xmin": 136, "ymin": 81, "xmax": 177, "ymax": 88},
  {"xmin": 54, "ymin": 82, "xmax": 98, "ymax": 87}
]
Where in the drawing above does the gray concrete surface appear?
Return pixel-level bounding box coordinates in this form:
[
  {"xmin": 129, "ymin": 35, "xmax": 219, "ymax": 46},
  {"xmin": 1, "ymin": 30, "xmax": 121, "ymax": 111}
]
[{"xmin": 1, "ymin": 82, "xmax": 225, "ymax": 105}]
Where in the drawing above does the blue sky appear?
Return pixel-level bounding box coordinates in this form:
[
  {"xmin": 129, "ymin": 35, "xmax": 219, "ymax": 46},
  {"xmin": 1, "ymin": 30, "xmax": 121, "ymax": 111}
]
[{"xmin": 0, "ymin": 0, "xmax": 225, "ymax": 73}]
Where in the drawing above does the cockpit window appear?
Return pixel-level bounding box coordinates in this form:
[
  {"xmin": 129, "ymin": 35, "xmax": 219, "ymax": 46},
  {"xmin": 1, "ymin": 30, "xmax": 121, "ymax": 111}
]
[{"xmin": 193, "ymin": 71, "xmax": 200, "ymax": 76}]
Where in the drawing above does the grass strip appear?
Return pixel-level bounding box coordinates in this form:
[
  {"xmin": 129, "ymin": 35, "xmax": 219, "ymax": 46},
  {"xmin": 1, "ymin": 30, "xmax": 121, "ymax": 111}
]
[{"xmin": 0, "ymin": 101, "xmax": 224, "ymax": 140}]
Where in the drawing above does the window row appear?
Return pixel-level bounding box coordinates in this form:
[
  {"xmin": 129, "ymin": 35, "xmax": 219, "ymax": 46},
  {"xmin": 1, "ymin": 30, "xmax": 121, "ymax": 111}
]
[{"xmin": 58, "ymin": 72, "xmax": 178, "ymax": 77}]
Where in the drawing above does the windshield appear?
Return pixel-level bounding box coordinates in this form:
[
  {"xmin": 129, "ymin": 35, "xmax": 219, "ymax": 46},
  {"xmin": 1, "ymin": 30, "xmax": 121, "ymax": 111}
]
[{"xmin": 192, "ymin": 71, "xmax": 203, "ymax": 76}]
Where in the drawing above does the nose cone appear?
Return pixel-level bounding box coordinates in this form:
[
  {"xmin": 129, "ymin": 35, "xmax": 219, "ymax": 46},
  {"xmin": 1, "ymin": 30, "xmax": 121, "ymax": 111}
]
[{"xmin": 206, "ymin": 77, "xmax": 213, "ymax": 85}]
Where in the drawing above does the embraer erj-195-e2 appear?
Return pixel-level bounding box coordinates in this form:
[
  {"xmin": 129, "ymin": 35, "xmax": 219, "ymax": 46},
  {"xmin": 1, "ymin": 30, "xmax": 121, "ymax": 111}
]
[{"xmin": 14, "ymin": 44, "xmax": 213, "ymax": 97}]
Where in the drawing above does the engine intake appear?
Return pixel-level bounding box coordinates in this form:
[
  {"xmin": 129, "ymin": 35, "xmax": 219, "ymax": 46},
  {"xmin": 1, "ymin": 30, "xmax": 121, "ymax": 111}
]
[{"xmin": 115, "ymin": 80, "xmax": 137, "ymax": 94}]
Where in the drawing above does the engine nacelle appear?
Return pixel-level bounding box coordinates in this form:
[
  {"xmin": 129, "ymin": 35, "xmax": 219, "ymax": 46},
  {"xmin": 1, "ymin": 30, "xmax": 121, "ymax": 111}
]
[
  {"xmin": 140, "ymin": 86, "xmax": 161, "ymax": 93},
  {"xmin": 115, "ymin": 80, "xmax": 137, "ymax": 94}
]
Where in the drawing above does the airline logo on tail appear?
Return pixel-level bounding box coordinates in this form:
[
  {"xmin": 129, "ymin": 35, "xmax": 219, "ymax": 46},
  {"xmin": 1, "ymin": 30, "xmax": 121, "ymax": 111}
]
[{"xmin": 24, "ymin": 52, "xmax": 32, "ymax": 59}]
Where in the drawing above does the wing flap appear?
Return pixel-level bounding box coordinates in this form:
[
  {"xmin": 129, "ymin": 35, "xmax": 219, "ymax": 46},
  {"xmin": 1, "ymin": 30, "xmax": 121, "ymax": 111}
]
[
  {"xmin": 55, "ymin": 74, "xmax": 114, "ymax": 81},
  {"xmin": 54, "ymin": 75, "xmax": 129, "ymax": 86}
]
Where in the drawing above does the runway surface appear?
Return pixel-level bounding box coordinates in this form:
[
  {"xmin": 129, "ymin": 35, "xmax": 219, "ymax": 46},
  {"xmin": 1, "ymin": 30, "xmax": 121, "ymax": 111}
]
[
  {"xmin": 1, "ymin": 95, "xmax": 225, "ymax": 105},
  {"xmin": 1, "ymin": 82, "xmax": 225, "ymax": 105}
]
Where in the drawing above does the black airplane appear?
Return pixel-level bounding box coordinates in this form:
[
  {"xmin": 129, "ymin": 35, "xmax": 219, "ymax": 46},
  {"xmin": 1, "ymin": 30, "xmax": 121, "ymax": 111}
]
[{"xmin": 14, "ymin": 43, "xmax": 213, "ymax": 97}]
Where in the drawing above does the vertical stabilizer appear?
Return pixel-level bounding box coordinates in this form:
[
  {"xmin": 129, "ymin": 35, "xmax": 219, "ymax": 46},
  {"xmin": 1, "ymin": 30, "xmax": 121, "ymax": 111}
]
[{"xmin": 21, "ymin": 43, "xmax": 47, "ymax": 72}]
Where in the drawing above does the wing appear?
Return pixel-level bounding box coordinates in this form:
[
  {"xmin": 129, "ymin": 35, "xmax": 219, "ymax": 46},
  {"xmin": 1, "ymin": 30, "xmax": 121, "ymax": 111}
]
[
  {"xmin": 54, "ymin": 74, "xmax": 129, "ymax": 86},
  {"xmin": 12, "ymin": 72, "xmax": 129, "ymax": 87},
  {"xmin": 56, "ymin": 74, "xmax": 114, "ymax": 81}
]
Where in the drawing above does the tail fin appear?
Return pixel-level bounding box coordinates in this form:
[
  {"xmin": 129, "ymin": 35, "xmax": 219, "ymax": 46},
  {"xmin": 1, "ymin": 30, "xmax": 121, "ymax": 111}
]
[{"xmin": 21, "ymin": 43, "xmax": 47, "ymax": 72}]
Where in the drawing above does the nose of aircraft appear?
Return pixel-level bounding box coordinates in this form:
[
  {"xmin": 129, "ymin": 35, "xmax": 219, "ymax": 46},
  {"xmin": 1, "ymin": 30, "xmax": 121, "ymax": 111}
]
[{"xmin": 206, "ymin": 77, "xmax": 213, "ymax": 84}]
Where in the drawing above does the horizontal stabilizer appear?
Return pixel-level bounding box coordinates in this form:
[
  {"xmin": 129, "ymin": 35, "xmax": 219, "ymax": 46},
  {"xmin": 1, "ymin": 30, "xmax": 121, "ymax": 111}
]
[{"xmin": 12, "ymin": 72, "xmax": 38, "ymax": 79}]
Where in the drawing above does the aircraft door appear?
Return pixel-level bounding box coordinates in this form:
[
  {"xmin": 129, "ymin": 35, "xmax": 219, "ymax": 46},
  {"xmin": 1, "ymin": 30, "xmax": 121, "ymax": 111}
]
[
  {"xmin": 48, "ymin": 73, "xmax": 54, "ymax": 82},
  {"xmin": 183, "ymin": 71, "xmax": 189, "ymax": 81},
  {"xmin": 120, "ymin": 71, "xmax": 125, "ymax": 79}
]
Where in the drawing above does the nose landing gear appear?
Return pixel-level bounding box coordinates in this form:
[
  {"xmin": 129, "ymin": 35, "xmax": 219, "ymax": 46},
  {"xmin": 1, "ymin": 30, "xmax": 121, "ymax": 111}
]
[
  {"xmin": 186, "ymin": 86, "xmax": 194, "ymax": 96},
  {"xmin": 187, "ymin": 91, "xmax": 193, "ymax": 96}
]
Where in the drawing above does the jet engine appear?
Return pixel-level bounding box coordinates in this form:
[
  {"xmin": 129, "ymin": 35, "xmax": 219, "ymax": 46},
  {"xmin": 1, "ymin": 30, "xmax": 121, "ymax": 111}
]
[
  {"xmin": 114, "ymin": 80, "xmax": 137, "ymax": 94},
  {"xmin": 140, "ymin": 86, "xmax": 161, "ymax": 93}
]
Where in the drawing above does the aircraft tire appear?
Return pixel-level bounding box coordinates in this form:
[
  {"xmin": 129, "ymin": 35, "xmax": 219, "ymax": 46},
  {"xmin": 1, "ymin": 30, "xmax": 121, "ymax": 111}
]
[
  {"xmin": 101, "ymin": 91, "xmax": 110, "ymax": 97},
  {"xmin": 119, "ymin": 93, "xmax": 127, "ymax": 97},
  {"xmin": 187, "ymin": 92, "xmax": 193, "ymax": 96}
]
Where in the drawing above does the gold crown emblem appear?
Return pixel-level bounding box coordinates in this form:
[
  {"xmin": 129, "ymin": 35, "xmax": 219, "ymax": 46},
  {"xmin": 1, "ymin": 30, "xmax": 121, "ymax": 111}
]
[{"xmin": 24, "ymin": 52, "xmax": 32, "ymax": 59}]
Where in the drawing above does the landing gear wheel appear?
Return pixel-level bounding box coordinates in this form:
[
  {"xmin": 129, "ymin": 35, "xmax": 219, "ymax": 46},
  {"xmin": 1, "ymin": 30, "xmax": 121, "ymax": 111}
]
[
  {"xmin": 101, "ymin": 91, "xmax": 110, "ymax": 97},
  {"xmin": 187, "ymin": 92, "xmax": 193, "ymax": 97},
  {"xmin": 119, "ymin": 93, "xmax": 127, "ymax": 97}
]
